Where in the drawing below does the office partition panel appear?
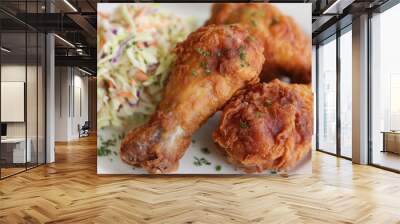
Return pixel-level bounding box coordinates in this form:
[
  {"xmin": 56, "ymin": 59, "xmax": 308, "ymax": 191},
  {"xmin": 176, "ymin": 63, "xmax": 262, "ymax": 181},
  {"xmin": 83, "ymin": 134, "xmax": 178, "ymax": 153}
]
[
  {"xmin": 0, "ymin": 31, "xmax": 28, "ymax": 178},
  {"xmin": 0, "ymin": 0, "xmax": 47, "ymax": 179}
]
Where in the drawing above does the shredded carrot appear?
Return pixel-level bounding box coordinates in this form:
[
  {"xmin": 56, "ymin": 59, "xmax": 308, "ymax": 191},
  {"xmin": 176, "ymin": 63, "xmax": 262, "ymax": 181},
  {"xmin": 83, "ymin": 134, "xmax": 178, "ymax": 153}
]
[
  {"xmin": 117, "ymin": 92, "xmax": 132, "ymax": 98},
  {"xmin": 99, "ymin": 36, "xmax": 106, "ymax": 49},
  {"xmin": 135, "ymin": 70, "xmax": 149, "ymax": 81}
]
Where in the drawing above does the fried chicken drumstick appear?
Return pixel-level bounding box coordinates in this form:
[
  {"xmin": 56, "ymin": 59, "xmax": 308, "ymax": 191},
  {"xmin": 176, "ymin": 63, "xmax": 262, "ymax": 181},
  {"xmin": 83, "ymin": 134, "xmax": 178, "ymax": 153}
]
[
  {"xmin": 206, "ymin": 3, "xmax": 312, "ymax": 84},
  {"xmin": 213, "ymin": 79, "xmax": 313, "ymax": 173},
  {"xmin": 120, "ymin": 24, "xmax": 264, "ymax": 173}
]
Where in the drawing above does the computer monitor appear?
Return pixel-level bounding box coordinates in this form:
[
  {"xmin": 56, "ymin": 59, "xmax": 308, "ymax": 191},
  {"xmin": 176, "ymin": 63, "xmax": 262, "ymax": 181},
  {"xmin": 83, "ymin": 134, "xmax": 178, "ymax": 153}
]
[{"xmin": 1, "ymin": 123, "xmax": 7, "ymax": 137}]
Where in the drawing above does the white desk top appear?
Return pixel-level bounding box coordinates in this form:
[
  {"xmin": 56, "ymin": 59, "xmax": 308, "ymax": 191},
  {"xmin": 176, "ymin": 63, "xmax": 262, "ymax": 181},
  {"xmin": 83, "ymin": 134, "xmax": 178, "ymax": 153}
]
[{"xmin": 1, "ymin": 138, "xmax": 27, "ymax": 143}]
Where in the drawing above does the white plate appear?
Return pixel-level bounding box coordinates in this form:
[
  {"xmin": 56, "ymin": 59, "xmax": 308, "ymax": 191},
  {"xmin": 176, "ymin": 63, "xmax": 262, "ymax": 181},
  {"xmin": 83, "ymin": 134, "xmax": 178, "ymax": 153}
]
[{"xmin": 97, "ymin": 3, "xmax": 312, "ymax": 175}]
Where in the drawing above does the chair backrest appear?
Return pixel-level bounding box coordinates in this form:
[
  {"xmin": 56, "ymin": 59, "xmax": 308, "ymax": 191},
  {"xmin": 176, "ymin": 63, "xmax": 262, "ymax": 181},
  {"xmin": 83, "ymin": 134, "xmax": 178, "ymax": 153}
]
[{"xmin": 82, "ymin": 121, "xmax": 90, "ymax": 129}]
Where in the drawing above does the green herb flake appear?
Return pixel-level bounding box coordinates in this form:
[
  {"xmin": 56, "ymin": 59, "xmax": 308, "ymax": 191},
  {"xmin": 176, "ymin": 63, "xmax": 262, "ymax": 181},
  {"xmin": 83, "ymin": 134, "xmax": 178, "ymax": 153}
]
[
  {"xmin": 191, "ymin": 70, "xmax": 198, "ymax": 77},
  {"xmin": 97, "ymin": 137, "xmax": 118, "ymax": 156},
  {"xmin": 200, "ymin": 158, "xmax": 211, "ymax": 165},
  {"xmin": 200, "ymin": 61, "xmax": 207, "ymax": 69},
  {"xmin": 194, "ymin": 156, "xmax": 211, "ymax": 166},
  {"xmin": 239, "ymin": 119, "xmax": 249, "ymax": 129},
  {"xmin": 196, "ymin": 48, "xmax": 211, "ymax": 57},
  {"xmin": 215, "ymin": 165, "xmax": 222, "ymax": 171},
  {"xmin": 200, "ymin": 61, "xmax": 211, "ymax": 75},
  {"xmin": 255, "ymin": 111, "xmax": 263, "ymax": 118},
  {"xmin": 194, "ymin": 156, "xmax": 202, "ymax": 166},
  {"xmin": 239, "ymin": 46, "xmax": 246, "ymax": 61},
  {"xmin": 201, "ymin": 147, "xmax": 210, "ymax": 154},
  {"xmin": 250, "ymin": 19, "xmax": 257, "ymax": 27},
  {"xmin": 264, "ymin": 100, "xmax": 272, "ymax": 107},
  {"xmin": 97, "ymin": 146, "xmax": 111, "ymax": 156}
]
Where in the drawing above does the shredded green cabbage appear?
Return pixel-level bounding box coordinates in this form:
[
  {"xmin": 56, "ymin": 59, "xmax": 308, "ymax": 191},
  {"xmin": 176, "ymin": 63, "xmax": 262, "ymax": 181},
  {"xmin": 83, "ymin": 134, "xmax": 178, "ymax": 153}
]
[{"xmin": 97, "ymin": 5, "xmax": 196, "ymax": 130}]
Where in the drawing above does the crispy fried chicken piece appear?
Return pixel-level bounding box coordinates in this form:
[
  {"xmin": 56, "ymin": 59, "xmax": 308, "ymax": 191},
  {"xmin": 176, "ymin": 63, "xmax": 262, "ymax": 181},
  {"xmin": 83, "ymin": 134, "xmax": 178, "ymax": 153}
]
[
  {"xmin": 206, "ymin": 3, "xmax": 312, "ymax": 84},
  {"xmin": 120, "ymin": 24, "xmax": 265, "ymax": 173},
  {"xmin": 213, "ymin": 79, "xmax": 313, "ymax": 173}
]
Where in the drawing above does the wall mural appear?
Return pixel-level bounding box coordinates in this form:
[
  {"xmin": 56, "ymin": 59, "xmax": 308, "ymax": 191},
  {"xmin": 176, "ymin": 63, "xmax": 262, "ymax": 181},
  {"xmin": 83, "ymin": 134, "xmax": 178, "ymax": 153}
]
[{"xmin": 97, "ymin": 3, "xmax": 313, "ymax": 175}]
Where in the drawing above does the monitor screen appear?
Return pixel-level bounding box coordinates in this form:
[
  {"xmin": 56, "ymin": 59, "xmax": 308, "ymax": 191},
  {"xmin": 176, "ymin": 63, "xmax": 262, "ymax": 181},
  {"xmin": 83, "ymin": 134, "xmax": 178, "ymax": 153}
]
[{"xmin": 1, "ymin": 123, "xmax": 7, "ymax": 137}]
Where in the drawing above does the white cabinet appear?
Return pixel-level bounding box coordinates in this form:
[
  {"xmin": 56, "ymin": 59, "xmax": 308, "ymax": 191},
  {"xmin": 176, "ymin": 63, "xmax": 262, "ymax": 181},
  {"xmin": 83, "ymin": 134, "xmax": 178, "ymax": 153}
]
[{"xmin": 1, "ymin": 138, "xmax": 32, "ymax": 163}]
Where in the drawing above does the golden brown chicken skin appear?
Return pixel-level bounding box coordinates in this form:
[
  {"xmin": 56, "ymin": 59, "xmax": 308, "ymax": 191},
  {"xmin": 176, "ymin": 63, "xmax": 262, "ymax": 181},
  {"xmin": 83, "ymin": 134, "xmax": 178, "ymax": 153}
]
[
  {"xmin": 206, "ymin": 3, "xmax": 311, "ymax": 84},
  {"xmin": 120, "ymin": 24, "xmax": 265, "ymax": 173},
  {"xmin": 213, "ymin": 79, "xmax": 313, "ymax": 173}
]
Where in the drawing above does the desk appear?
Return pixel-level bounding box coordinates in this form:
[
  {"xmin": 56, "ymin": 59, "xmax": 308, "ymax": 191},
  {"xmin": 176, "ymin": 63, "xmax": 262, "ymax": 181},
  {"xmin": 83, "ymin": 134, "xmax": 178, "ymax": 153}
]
[
  {"xmin": 1, "ymin": 138, "xmax": 31, "ymax": 163},
  {"xmin": 381, "ymin": 131, "xmax": 400, "ymax": 154}
]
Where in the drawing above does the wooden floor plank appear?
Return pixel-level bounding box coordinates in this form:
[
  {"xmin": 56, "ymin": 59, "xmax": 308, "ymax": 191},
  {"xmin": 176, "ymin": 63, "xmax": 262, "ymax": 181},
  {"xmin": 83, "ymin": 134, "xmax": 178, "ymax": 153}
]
[{"xmin": 0, "ymin": 136, "xmax": 399, "ymax": 224}]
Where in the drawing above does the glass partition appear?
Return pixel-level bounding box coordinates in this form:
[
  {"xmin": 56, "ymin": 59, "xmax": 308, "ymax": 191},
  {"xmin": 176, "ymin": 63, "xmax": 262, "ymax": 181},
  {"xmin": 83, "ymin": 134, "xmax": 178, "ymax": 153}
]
[
  {"xmin": 317, "ymin": 36, "xmax": 337, "ymax": 155},
  {"xmin": 1, "ymin": 31, "xmax": 28, "ymax": 177},
  {"xmin": 370, "ymin": 3, "xmax": 400, "ymax": 171},
  {"xmin": 339, "ymin": 27, "xmax": 352, "ymax": 158},
  {"xmin": 0, "ymin": 1, "xmax": 46, "ymax": 179}
]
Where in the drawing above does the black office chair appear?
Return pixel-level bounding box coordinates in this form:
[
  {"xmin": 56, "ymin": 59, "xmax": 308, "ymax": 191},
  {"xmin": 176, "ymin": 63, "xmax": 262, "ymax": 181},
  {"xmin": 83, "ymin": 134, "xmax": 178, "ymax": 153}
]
[{"xmin": 79, "ymin": 121, "xmax": 90, "ymax": 138}]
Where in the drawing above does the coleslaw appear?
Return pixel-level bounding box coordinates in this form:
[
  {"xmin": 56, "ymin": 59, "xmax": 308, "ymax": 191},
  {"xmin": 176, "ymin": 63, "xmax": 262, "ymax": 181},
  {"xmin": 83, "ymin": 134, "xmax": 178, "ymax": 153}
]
[{"xmin": 97, "ymin": 4, "xmax": 196, "ymax": 130}]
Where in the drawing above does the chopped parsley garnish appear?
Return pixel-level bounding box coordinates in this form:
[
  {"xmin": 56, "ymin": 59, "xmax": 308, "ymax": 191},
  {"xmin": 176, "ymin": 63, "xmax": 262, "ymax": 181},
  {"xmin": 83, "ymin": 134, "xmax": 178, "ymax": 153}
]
[
  {"xmin": 97, "ymin": 146, "xmax": 111, "ymax": 156},
  {"xmin": 215, "ymin": 165, "xmax": 222, "ymax": 171},
  {"xmin": 238, "ymin": 46, "xmax": 249, "ymax": 68},
  {"xmin": 239, "ymin": 46, "xmax": 246, "ymax": 61},
  {"xmin": 200, "ymin": 61, "xmax": 207, "ymax": 69},
  {"xmin": 255, "ymin": 111, "xmax": 263, "ymax": 118},
  {"xmin": 201, "ymin": 147, "xmax": 210, "ymax": 154},
  {"xmin": 191, "ymin": 70, "xmax": 198, "ymax": 77},
  {"xmin": 250, "ymin": 19, "xmax": 257, "ymax": 27},
  {"xmin": 201, "ymin": 158, "xmax": 211, "ymax": 165},
  {"xmin": 194, "ymin": 156, "xmax": 211, "ymax": 166},
  {"xmin": 200, "ymin": 61, "xmax": 211, "ymax": 74},
  {"xmin": 97, "ymin": 137, "xmax": 117, "ymax": 156},
  {"xmin": 194, "ymin": 157, "xmax": 202, "ymax": 166},
  {"xmin": 196, "ymin": 48, "xmax": 211, "ymax": 57},
  {"xmin": 239, "ymin": 119, "xmax": 249, "ymax": 129}
]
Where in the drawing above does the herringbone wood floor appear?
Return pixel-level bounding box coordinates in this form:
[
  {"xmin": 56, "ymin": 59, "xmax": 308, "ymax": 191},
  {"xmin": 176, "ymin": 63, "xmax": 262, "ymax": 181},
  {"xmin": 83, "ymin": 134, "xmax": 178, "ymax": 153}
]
[{"xmin": 0, "ymin": 136, "xmax": 400, "ymax": 224}]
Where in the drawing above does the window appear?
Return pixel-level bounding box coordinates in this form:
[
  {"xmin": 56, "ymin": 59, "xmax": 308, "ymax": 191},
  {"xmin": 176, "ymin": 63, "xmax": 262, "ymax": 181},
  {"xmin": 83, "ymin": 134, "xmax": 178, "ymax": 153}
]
[
  {"xmin": 317, "ymin": 36, "xmax": 337, "ymax": 154},
  {"xmin": 339, "ymin": 28, "xmax": 352, "ymax": 158},
  {"xmin": 370, "ymin": 3, "xmax": 400, "ymax": 171}
]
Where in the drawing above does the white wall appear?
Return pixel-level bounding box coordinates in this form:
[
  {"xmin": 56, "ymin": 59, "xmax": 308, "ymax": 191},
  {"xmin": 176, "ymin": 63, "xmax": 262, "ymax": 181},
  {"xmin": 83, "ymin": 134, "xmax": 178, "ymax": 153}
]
[{"xmin": 54, "ymin": 67, "xmax": 89, "ymax": 141}]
